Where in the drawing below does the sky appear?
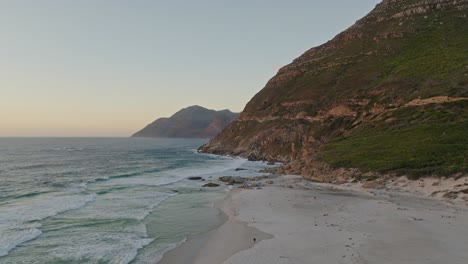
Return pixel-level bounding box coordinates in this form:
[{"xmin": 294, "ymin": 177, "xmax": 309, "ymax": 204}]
[{"xmin": 0, "ymin": 0, "xmax": 381, "ymax": 137}]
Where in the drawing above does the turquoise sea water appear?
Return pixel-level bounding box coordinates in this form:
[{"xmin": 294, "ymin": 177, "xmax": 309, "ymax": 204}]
[{"xmin": 0, "ymin": 138, "xmax": 273, "ymax": 263}]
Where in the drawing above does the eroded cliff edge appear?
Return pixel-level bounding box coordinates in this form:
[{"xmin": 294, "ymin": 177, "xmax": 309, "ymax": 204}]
[{"xmin": 200, "ymin": 0, "xmax": 468, "ymax": 181}]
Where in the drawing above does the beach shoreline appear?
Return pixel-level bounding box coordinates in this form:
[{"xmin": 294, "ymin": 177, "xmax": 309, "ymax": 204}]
[
  {"xmin": 158, "ymin": 174, "xmax": 468, "ymax": 264},
  {"xmin": 158, "ymin": 187, "xmax": 273, "ymax": 264}
]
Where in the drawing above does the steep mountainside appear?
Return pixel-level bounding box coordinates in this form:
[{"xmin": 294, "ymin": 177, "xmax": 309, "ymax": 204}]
[
  {"xmin": 200, "ymin": 0, "xmax": 468, "ymax": 179},
  {"xmin": 132, "ymin": 106, "xmax": 239, "ymax": 138}
]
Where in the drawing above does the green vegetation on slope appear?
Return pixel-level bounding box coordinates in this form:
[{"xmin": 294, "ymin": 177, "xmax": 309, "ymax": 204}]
[
  {"xmin": 202, "ymin": 1, "xmax": 468, "ymax": 178},
  {"xmin": 320, "ymin": 101, "xmax": 468, "ymax": 177},
  {"xmin": 249, "ymin": 6, "xmax": 468, "ymax": 116}
]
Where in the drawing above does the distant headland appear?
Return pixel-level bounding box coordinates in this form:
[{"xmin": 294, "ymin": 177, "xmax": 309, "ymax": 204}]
[{"xmin": 132, "ymin": 105, "xmax": 239, "ymax": 139}]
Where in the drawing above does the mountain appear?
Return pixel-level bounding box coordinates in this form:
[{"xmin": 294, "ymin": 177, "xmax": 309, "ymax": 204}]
[
  {"xmin": 132, "ymin": 106, "xmax": 239, "ymax": 139},
  {"xmin": 200, "ymin": 0, "xmax": 468, "ymax": 180}
]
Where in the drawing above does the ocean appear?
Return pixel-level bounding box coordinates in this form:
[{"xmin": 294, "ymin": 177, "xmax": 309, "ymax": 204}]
[{"xmin": 0, "ymin": 138, "xmax": 274, "ymax": 263}]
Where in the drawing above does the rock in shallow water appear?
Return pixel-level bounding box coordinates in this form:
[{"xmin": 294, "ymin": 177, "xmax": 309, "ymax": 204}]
[{"xmin": 202, "ymin": 183, "xmax": 220, "ymax": 187}]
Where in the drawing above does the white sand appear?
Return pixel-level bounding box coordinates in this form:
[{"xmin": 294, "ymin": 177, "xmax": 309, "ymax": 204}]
[
  {"xmin": 385, "ymin": 176, "xmax": 468, "ymax": 204},
  {"xmin": 160, "ymin": 175, "xmax": 468, "ymax": 264},
  {"xmin": 158, "ymin": 190, "xmax": 272, "ymax": 264},
  {"xmin": 192, "ymin": 191, "xmax": 273, "ymax": 264}
]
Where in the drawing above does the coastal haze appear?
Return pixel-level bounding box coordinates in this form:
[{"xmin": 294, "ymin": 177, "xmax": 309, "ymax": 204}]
[{"xmin": 0, "ymin": 0, "xmax": 380, "ymax": 137}]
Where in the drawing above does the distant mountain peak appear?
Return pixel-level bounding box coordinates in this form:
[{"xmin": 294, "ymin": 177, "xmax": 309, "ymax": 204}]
[{"xmin": 132, "ymin": 106, "xmax": 239, "ymax": 138}]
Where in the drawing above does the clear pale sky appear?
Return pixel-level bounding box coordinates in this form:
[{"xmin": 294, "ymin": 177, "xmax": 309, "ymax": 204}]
[{"xmin": 0, "ymin": 0, "xmax": 380, "ymax": 137}]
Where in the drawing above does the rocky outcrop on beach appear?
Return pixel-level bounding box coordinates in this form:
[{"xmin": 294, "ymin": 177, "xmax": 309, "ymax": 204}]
[
  {"xmin": 219, "ymin": 176, "xmax": 246, "ymax": 185},
  {"xmin": 132, "ymin": 105, "xmax": 239, "ymax": 138},
  {"xmin": 200, "ymin": 0, "xmax": 468, "ymax": 181}
]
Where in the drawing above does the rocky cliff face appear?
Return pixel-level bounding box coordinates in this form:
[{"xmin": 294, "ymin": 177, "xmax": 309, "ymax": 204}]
[
  {"xmin": 200, "ymin": 0, "xmax": 468, "ymax": 179},
  {"xmin": 132, "ymin": 106, "xmax": 239, "ymax": 138}
]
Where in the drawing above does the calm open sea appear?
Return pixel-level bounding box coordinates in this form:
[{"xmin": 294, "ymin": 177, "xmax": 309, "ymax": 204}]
[{"xmin": 0, "ymin": 138, "xmax": 273, "ymax": 263}]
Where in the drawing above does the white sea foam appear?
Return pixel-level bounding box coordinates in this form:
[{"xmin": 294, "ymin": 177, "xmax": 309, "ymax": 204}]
[
  {"xmin": 9, "ymin": 223, "xmax": 155, "ymax": 264},
  {"xmin": 46, "ymin": 232, "xmax": 154, "ymax": 264},
  {"xmin": 110, "ymin": 176, "xmax": 186, "ymax": 187},
  {"xmin": 0, "ymin": 141, "xmax": 277, "ymax": 263},
  {"xmin": 0, "ymin": 193, "xmax": 95, "ymax": 257},
  {"xmin": 85, "ymin": 154, "xmax": 267, "ymax": 190},
  {"xmin": 162, "ymin": 156, "xmax": 247, "ymax": 178},
  {"xmin": 106, "ymin": 157, "xmax": 248, "ymax": 188},
  {"xmin": 7, "ymin": 187, "xmax": 169, "ymax": 263},
  {"xmin": 66, "ymin": 189, "xmax": 173, "ymax": 221},
  {"xmin": 0, "ymin": 188, "xmax": 159, "ymax": 262},
  {"xmin": 0, "ymin": 222, "xmax": 42, "ymax": 257},
  {"xmin": 1, "ymin": 138, "xmax": 260, "ymax": 263},
  {"xmin": 48, "ymin": 147, "xmax": 84, "ymax": 152}
]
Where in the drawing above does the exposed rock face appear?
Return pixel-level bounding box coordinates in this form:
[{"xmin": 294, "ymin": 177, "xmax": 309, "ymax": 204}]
[
  {"xmin": 200, "ymin": 0, "xmax": 468, "ymax": 178},
  {"xmin": 132, "ymin": 106, "xmax": 239, "ymax": 139}
]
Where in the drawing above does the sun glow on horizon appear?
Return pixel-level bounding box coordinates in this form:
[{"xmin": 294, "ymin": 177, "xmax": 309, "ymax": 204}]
[{"xmin": 0, "ymin": 0, "xmax": 380, "ymax": 137}]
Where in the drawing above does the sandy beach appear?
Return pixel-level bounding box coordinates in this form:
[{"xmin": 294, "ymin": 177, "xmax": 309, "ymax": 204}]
[{"xmin": 159, "ymin": 175, "xmax": 468, "ymax": 264}]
